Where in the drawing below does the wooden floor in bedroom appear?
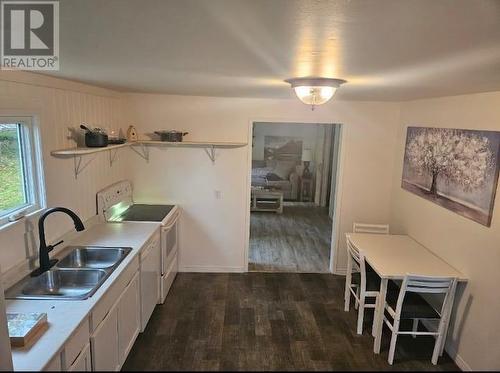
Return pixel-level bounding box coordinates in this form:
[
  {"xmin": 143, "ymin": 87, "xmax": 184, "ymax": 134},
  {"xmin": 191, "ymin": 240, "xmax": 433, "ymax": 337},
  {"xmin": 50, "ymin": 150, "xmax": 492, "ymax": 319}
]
[
  {"xmin": 248, "ymin": 205, "xmax": 332, "ymax": 273},
  {"xmin": 123, "ymin": 273, "xmax": 459, "ymax": 371}
]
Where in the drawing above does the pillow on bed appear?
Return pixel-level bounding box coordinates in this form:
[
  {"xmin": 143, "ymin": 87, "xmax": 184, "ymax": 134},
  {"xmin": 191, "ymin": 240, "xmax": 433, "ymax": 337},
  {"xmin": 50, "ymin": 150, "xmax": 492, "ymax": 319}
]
[
  {"xmin": 266, "ymin": 173, "xmax": 283, "ymax": 181},
  {"xmin": 252, "ymin": 167, "xmax": 273, "ymax": 177}
]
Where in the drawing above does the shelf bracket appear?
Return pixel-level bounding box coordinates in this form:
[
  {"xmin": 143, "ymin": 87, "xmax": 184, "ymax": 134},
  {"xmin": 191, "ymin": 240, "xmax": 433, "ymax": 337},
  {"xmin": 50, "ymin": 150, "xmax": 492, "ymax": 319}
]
[
  {"xmin": 130, "ymin": 142, "xmax": 149, "ymax": 162},
  {"xmin": 73, "ymin": 154, "xmax": 96, "ymax": 179},
  {"xmin": 204, "ymin": 145, "xmax": 216, "ymax": 164},
  {"xmin": 109, "ymin": 148, "xmax": 119, "ymax": 167}
]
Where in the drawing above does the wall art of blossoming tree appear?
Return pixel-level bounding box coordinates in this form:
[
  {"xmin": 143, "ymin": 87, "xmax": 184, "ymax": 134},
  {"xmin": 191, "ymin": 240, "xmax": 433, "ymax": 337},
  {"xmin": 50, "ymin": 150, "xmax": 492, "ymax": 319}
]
[{"xmin": 402, "ymin": 127, "xmax": 500, "ymax": 226}]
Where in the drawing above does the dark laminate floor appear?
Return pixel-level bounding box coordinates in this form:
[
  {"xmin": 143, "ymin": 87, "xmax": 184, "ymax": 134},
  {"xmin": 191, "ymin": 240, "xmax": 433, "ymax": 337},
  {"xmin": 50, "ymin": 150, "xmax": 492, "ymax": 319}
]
[
  {"xmin": 249, "ymin": 205, "xmax": 332, "ymax": 273},
  {"xmin": 122, "ymin": 273, "xmax": 459, "ymax": 371}
]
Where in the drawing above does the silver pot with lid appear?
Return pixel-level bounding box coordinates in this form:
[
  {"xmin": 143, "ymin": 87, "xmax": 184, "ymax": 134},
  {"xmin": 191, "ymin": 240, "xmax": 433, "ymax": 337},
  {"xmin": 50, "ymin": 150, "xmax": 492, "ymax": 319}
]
[{"xmin": 154, "ymin": 130, "xmax": 189, "ymax": 142}]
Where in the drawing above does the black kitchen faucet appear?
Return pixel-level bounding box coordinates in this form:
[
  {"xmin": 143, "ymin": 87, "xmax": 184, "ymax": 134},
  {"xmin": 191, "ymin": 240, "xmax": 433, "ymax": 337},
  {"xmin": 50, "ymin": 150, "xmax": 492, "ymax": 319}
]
[{"xmin": 32, "ymin": 207, "xmax": 85, "ymax": 276}]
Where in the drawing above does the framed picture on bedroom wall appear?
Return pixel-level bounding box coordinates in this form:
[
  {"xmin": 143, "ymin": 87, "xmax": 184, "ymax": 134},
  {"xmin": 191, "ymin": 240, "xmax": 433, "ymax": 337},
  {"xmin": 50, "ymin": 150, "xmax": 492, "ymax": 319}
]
[
  {"xmin": 264, "ymin": 136, "xmax": 303, "ymax": 162},
  {"xmin": 402, "ymin": 126, "xmax": 500, "ymax": 226}
]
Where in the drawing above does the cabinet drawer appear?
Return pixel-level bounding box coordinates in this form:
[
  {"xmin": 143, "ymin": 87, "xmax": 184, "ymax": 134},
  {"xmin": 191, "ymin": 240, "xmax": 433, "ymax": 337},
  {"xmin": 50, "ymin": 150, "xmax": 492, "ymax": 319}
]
[
  {"xmin": 63, "ymin": 318, "xmax": 90, "ymax": 369},
  {"xmin": 91, "ymin": 256, "xmax": 139, "ymax": 331}
]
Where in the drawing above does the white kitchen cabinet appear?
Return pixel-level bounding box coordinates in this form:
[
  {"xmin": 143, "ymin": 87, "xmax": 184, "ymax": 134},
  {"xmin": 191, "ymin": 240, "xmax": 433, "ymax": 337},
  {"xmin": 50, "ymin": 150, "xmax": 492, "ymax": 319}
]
[
  {"xmin": 90, "ymin": 271, "xmax": 140, "ymax": 371},
  {"xmin": 118, "ymin": 273, "xmax": 140, "ymax": 364},
  {"xmin": 62, "ymin": 318, "xmax": 90, "ymax": 370},
  {"xmin": 90, "ymin": 304, "xmax": 119, "ymax": 371},
  {"xmin": 43, "ymin": 353, "xmax": 62, "ymax": 371},
  {"xmin": 140, "ymin": 235, "xmax": 160, "ymax": 331},
  {"xmin": 68, "ymin": 343, "xmax": 91, "ymax": 371}
]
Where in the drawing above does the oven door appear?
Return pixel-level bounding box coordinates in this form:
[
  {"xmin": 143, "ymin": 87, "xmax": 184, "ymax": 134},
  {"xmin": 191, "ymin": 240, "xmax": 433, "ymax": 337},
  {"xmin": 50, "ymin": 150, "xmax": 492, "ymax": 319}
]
[
  {"xmin": 160, "ymin": 208, "xmax": 180, "ymax": 303},
  {"xmin": 161, "ymin": 210, "xmax": 180, "ymax": 275}
]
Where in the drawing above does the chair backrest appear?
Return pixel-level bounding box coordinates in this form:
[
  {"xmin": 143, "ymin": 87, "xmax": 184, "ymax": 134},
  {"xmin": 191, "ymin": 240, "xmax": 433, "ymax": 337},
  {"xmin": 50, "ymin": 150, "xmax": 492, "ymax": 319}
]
[
  {"xmin": 353, "ymin": 222, "xmax": 390, "ymax": 234},
  {"xmin": 346, "ymin": 236, "xmax": 368, "ymax": 289},
  {"xmin": 395, "ymin": 274, "xmax": 457, "ymax": 318}
]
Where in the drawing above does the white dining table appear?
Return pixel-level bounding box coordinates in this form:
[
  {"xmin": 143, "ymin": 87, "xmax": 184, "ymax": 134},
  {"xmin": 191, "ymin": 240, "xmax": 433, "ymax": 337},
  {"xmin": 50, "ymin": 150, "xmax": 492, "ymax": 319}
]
[{"xmin": 345, "ymin": 233, "xmax": 467, "ymax": 355}]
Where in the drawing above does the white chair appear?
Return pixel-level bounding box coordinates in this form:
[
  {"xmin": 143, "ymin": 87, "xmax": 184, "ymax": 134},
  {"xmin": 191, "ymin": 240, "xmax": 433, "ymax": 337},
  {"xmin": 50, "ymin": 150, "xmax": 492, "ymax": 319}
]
[
  {"xmin": 353, "ymin": 222, "xmax": 390, "ymax": 234},
  {"xmin": 344, "ymin": 235, "xmax": 380, "ymax": 334},
  {"xmin": 352, "ymin": 222, "xmax": 389, "ymax": 276},
  {"xmin": 383, "ymin": 274, "xmax": 458, "ymax": 365}
]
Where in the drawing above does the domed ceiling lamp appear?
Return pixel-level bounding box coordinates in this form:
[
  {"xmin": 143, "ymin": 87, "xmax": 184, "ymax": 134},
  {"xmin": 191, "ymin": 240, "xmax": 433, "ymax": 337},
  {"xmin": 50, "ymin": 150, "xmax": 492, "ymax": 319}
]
[{"xmin": 285, "ymin": 77, "xmax": 347, "ymax": 110}]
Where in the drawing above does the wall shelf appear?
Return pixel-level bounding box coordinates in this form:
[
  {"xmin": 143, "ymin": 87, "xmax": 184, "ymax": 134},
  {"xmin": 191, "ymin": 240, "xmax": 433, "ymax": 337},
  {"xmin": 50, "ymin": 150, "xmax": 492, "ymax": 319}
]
[
  {"xmin": 137, "ymin": 140, "xmax": 247, "ymax": 148},
  {"xmin": 50, "ymin": 143, "xmax": 130, "ymax": 157},
  {"xmin": 132, "ymin": 141, "xmax": 247, "ymax": 163},
  {"xmin": 50, "ymin": 140, "xmax": 247, "ymax": 175},
  {"xmin": 51, "ymin": 143, "xmax": 129, "ymax": 179}
]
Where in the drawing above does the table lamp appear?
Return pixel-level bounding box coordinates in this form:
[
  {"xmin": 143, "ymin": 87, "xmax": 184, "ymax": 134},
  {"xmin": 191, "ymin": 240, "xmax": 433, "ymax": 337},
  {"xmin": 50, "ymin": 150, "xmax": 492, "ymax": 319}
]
[{"xmin": 302, "ymin": 149, "xmax": 312, "ymax": 178}]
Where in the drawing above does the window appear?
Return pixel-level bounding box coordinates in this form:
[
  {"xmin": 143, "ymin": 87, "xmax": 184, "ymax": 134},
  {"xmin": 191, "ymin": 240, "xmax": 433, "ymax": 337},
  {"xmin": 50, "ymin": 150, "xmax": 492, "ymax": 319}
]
[{"xmin": 0, "ymin": 117, "xmax": 45, "ymax": 226}]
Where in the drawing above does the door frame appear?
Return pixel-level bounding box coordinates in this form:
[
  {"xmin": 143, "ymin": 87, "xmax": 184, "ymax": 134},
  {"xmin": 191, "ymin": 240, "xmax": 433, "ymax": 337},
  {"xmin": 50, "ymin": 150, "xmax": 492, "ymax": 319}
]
[{"xmin": 243, "ymin": 119, "xmax": 346, "ymax": 274}]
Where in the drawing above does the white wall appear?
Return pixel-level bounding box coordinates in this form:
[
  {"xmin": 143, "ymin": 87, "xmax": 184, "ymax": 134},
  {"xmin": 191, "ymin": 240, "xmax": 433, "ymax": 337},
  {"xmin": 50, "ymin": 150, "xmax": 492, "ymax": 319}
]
[
  {"xmin": 124, "ymin": 93, "xmax": 400, "ymax": 273},
  {"xmin": 0, "ymin": 76, "xmax": 400, "ymax": 275},
  {"xmin": 0, "ymin": 72, "xmax": 128, "ymax": 276},
  {"xmin": 390, "ymin": 91, "xmax": 500, "ymax": 370}
]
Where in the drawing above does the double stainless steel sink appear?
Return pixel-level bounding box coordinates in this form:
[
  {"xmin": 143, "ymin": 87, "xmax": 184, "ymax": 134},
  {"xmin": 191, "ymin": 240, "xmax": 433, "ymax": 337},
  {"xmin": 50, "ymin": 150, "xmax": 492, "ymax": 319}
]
[{"xmin": 6, "ymin": 247, "xmax": 132, "ymax": 300}]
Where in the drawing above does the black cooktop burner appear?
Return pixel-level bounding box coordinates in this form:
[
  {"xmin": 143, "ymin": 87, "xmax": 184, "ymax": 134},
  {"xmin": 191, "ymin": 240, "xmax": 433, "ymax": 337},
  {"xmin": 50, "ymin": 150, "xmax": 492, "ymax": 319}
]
[{"xmin": 117, "ymin": 204, "xmax": 174, "ymax": 222}]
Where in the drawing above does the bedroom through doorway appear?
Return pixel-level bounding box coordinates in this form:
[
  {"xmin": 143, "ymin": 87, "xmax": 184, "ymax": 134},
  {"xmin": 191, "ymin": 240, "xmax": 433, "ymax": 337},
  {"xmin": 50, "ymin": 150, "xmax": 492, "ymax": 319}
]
[{"xmin": 248, "ymin": 122, "xmax": 340, "ymax": 273}]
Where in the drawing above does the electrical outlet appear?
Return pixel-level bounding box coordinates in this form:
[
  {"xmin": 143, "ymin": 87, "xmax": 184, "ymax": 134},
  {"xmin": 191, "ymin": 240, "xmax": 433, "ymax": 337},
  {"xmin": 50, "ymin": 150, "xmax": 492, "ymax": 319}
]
[{"xmin": 215, "ymin": 190, "xmax": 222, "ymax": 200}]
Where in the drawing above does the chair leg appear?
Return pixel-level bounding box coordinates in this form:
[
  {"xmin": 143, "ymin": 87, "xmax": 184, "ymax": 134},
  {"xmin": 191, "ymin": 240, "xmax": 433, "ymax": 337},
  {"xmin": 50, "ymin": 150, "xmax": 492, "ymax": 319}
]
[
  {"xmin": 432, "ymin": 318, "xmax": 447, "ymax": 365},
  {"xmin": 412, "ymin": 319, "xmax": 419, "ymax": 338},
  {"xmin": 387, "ymin": 323, "xmax": 398, "ymax": 365},
  {"xmin": 439, "ymin": 304, "xmax": 452, "ymax": 356},
  {"xmin": 440, "ymin": 281, "xmax": 457, "ymax": 356},
  {"xmin": 432, "ymin": 333, "xmax": 443, "ymax": 365},
  {"xmin": 344, "ymin": 284, "xmax": 351, "ymax": 312},
  {"xmin": 356, "ymin": 299, "xmax": 365, "ymax": 334},
  {"xmin": 371, "ymin": 295, "xmax": 379, "ymax": 337},
  {"xmin": 354, "ymin": 288, "xmax": 360, "ymax": 310},
  {"xmin": 344, "ymin": 259, "xmax": 353, "ymax": 312}
]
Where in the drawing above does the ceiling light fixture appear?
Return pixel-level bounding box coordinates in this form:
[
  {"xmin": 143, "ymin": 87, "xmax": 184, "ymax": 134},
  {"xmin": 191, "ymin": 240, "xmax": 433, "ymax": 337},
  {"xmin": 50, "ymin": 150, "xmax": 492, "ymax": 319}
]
[{"xmin": 285, "ymin": 77, "xmax": 347, "ymax": 110}]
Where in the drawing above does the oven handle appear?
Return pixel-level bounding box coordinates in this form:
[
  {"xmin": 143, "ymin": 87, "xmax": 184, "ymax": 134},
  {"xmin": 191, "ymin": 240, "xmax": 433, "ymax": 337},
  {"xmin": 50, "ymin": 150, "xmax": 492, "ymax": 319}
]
[{"xmin": 163, "ymin": 209, "xmax": 181, "ymax": 230}]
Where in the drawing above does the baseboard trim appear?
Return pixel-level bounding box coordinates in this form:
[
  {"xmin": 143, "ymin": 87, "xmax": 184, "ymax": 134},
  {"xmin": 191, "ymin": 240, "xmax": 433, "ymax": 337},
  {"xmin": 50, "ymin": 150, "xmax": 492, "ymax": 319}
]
[
  {"xmin": 443, "ymin": 342, "xmax": 471, "ymax": 371},
  {"xmin": 452, "ymin": 347, "xmax": 472, "ymax": 372},
  {"xmin": 420, "ymin": 319, "xmax": 471, "ymax": 371},
  {"xmin": 179, "ymin": 265, "xmax": 246, "ymax": 273}
]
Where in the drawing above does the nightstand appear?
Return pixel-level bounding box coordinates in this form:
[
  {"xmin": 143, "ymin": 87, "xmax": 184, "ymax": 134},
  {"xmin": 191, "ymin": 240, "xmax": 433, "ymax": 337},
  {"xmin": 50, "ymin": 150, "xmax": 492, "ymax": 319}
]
[{"xmin": 300, "ymin": 177, "xmax": 313, "ymax": 202}]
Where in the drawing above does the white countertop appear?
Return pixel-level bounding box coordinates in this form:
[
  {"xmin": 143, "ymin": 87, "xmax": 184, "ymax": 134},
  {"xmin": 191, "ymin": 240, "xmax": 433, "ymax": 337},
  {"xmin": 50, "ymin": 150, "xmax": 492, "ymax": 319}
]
[{"xmin": 6, "ymin": 222, "xmax": 160, "ymax": 371}]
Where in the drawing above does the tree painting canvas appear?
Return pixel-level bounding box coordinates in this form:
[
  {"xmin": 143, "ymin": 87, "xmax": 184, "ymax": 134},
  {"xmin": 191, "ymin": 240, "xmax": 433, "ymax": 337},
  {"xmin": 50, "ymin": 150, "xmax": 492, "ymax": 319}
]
[{"xmin": 402, "ymin": 126, "xmax": 500, "ymax": 226}]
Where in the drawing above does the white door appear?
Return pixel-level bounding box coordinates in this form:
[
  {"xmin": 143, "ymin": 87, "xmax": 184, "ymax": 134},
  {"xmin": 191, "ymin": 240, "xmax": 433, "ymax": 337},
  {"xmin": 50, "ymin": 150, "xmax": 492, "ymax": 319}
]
[
  {"xmin": 118, "ymin": 273, "xmax": 141, "ymax": 364},
  {"xmin": 91, "ymin": 306, "xmax": 119, "ymax": 371}
]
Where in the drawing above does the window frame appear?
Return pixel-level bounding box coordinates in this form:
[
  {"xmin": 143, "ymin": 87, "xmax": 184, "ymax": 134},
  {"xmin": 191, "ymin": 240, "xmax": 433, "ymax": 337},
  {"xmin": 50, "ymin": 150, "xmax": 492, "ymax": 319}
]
[{"xmin": 0, "ymin": 116, "xmax": 45, "ymax": 227}]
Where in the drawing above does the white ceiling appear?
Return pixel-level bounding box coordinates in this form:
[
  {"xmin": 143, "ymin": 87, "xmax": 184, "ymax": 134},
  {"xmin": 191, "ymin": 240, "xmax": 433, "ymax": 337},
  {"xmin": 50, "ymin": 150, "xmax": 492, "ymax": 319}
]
[{"xmin": 45, "ymin": 0, "xmax": 500, "ymax": 100}]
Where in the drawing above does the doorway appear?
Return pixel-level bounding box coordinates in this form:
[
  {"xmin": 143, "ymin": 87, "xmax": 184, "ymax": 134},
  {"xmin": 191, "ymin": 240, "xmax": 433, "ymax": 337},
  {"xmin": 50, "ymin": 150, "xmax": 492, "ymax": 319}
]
[{"xmin": 247, "ymin": 122, "xmax": 341, "ymax": 273}]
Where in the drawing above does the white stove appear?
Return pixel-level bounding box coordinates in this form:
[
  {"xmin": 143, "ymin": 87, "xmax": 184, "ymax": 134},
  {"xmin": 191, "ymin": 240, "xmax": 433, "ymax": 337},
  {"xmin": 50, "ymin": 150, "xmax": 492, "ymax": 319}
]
[{"xmin": 97, "ymin": 180, "xmax": 180, "ymax": 304}]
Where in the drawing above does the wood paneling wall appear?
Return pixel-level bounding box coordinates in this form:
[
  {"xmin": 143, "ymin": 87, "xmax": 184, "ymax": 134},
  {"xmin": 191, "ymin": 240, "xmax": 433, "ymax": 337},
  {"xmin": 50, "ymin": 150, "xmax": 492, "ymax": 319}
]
[{"xmin": 0, "ymin": 73, "xmax": 128, "ymax": 273}]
